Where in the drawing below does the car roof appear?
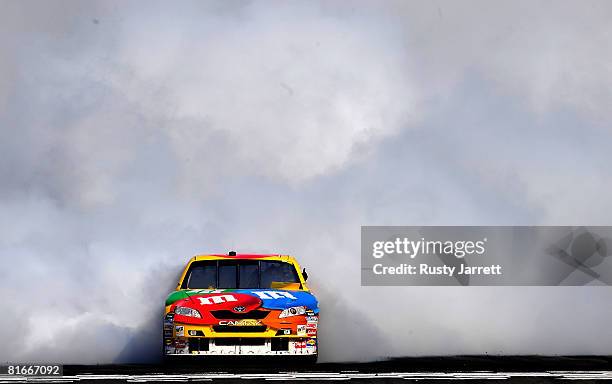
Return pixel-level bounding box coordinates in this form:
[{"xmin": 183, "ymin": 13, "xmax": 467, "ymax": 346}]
[{"xmin": 190, "ymin": 254, "xmax": 297, "ymax": 263}]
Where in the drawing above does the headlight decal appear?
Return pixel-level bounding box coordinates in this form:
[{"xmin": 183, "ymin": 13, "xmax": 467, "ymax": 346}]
[{"xmin": 174, "ymin": 306, "xmax": 202, "ymax": 318}]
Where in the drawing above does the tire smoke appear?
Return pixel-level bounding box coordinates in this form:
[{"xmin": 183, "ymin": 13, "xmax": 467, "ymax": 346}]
[{"xmin": 2, "ymin": 0, "xmax": 612, "ymax": 364}]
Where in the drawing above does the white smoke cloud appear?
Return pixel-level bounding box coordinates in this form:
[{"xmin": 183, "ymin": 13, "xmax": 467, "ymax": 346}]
[{"xmin": 1, "ymin": 0, "xmax": 612, "ymax": 364}]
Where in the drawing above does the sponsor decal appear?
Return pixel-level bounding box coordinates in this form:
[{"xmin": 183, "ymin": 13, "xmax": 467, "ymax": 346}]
[
  {"xmin": 294, "ymin": 341, "xmax": 306, "ymax": 349},
  {"xmin": 306, "ymin": 339, "xmax": 316, "ymax": 346},
  {"xmin": 251, "ymin": 291, "xmax": 297, "ymax": 300},
  {"xmin": 307, "ymin": 328, "xmax": 317, "ymax": 336},
  {"xmin": 280, "ymin": 329, "xmax": 291, "ymax": 335},
  {"xmin": 188, "ymin": 330, "xmax": 198, "ymax": 336},
  {"xmin": 236, "ymin": 290, "xmax": 318, "ymax": 313},
  {"xmin": 297, "ymin": 324, "xmax": 307, "ymax": 336},
  {"xmin": 186, "ymin": 293, "xmax": 262, "ymax": 313},
  {"xmin": 166, "ymin": 289, "xmax": 230, "ymax": 306},
  {"xmin": 218, "ymin": 319, "xmax": 261, "ymax": 326},
  {"xmin": 197, "ymin": 295, "xmax": 238, "ymax": 305},
  {"xmin": 175, "ymin": 325, "xmax": 184, "ymax": 337},
  {"xmin": 305, "ymin": 316, "xmax": 318, "ymax": 322},
  {"xmin": 306, "ymin": 323, "xmax": 317, "ymax": 329},
  {"xmin": 171, "ymin": 289, "xmax": 318, "ymax": 314}
]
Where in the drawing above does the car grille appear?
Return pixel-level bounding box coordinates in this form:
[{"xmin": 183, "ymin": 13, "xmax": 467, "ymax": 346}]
[
  {"xmin": 212, "ymin": 325, "xmax": 267, "ymax": 333},
  {"xmin": 215, "ymin": 338, "xmax": 266, "ymax": 346},
  {"xmin": 210, "ymin": 310, "xmax": 270, "ymax": 319}
]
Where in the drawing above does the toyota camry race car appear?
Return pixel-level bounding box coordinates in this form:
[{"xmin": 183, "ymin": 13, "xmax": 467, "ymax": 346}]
[{"xmin": 163, "ymin": 252, "xmax": 319, "ymax": 361}]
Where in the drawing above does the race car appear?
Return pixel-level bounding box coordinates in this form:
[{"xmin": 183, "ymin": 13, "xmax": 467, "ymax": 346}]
[{"xmin": 163, "ymin": 252, "xmax": 319, "ymax": 361}]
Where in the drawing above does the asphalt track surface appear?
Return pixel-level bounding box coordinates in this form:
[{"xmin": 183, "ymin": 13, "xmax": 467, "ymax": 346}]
[{"xmin": 3, "ymin": 356, "xmax": 612, "ymax": 383}]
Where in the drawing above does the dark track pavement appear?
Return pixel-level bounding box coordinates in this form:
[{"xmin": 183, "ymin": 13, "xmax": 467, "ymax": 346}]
[
  {"xmin": 3, "ymin": 356, "xmax": 612, "ymax": 383},
  {"xmin": 65, "ymin": 355, "xmax": 612, "ymax": 374}
]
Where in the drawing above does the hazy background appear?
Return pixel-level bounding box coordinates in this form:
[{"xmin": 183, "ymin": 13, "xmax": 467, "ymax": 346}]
[{"xmin": 1, "ymin": 0, "xmax": 612, "ymax": 363}]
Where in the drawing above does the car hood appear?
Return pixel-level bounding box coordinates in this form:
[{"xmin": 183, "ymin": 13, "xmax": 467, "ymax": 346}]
[{"xmin": 165, "ymin": 288, "xmax": 319, "ymax": 313}]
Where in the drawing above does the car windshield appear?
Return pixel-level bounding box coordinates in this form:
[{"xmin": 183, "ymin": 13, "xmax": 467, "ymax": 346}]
[{"xmin": 182, "ymin": 260, "xmax": 301, "ymax": 289}]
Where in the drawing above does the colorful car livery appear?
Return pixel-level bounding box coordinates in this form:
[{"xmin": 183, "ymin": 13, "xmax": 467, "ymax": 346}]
[{"xmin": 163, "ymin": 252, "xmax": 319, "ymax": 360}]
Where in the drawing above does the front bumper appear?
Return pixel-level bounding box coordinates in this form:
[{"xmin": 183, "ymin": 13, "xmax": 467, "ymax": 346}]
[
  {"xmin": 163, "ymin": 310, "xmax": 319, "ymax": 356},
  {"xmin": 164, "ymin": 337, "xmax": 317, "ymax": 356}
]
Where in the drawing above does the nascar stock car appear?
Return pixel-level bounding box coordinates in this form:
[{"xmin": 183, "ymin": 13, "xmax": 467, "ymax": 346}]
[{"xmin": 163, "ymin": 252, "xmax": 319, "ymax": 361}]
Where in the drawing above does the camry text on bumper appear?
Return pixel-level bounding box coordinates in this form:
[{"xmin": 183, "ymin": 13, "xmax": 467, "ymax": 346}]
[{"xmin": 163, "ymin": 252, "xmax": 319, "ymax": 359}]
